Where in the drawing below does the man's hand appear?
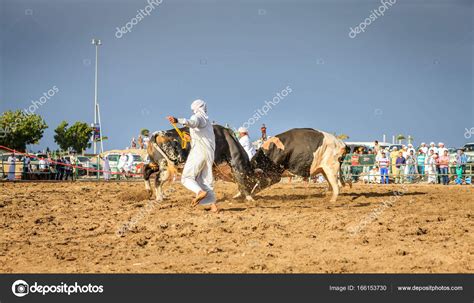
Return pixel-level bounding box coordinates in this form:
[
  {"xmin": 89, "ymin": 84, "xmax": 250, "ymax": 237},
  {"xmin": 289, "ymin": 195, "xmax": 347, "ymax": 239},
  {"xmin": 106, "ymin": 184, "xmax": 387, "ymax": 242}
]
[{"xmin": 166, "ymin": 116, "xmax": 178, "ymax": 124}]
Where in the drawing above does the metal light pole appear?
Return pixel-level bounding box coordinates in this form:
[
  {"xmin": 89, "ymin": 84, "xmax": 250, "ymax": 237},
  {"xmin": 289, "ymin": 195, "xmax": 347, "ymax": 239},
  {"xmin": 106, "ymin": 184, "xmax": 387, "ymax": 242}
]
[{"xmin": 92, "ymin": 38, "xmax": 102, "ymax": 179}]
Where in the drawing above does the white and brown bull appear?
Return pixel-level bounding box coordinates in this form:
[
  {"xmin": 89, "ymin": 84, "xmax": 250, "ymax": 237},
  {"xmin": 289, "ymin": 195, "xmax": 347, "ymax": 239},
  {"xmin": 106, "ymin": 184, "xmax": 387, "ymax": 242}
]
[{"xmin": 250, "ymin": 128, "xmax": 350, "ymax": 202}]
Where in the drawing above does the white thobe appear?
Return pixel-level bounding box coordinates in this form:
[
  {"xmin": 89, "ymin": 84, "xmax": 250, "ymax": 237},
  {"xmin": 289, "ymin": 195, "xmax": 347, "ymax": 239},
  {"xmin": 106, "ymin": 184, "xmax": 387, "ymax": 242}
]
[
  {"xmin": 103, "ymin": 158, "xmax": 111, "ymax": 180},
  {"xmin": 239, "ymin": 135, "xmax": 255, "ymax": 160},
  {"xmin": 426, "ymin": 156, "xmax": 437, "ymax": 183},
  {"xmin": 7, "ymin": 156, "xmax": 15, "ymax": 181},
  {"xmin": 117, "ymin": 155, "xmax": 127, "ymax": 171},
  {"xmin": 178, "ymin": 113, "xmax": 216, "ymax": 205},
  {"xmin": 126, "ymin": 153, "xmax": 134, "ymax": 172}
]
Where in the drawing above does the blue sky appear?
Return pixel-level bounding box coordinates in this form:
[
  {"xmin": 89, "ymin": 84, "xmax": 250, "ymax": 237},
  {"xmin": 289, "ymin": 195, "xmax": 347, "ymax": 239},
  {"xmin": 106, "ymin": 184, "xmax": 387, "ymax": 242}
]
[{"xmin": 1, "ymin": 0, "xmax": 472, "ymax": 152}]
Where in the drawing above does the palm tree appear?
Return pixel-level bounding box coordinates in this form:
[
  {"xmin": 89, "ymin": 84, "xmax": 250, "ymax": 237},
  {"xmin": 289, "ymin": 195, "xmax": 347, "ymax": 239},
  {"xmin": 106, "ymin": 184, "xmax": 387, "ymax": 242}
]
[
  {"xmin": 336, "ymin": 134, "xmax": 349, "ymax": 140},
  {"xmin": 140, "ymin": 128, "xmax": 150, "ymax": 137},
  {"xmin": 396, "ymin": 134, "xmax": 406, "ymax": 144}
]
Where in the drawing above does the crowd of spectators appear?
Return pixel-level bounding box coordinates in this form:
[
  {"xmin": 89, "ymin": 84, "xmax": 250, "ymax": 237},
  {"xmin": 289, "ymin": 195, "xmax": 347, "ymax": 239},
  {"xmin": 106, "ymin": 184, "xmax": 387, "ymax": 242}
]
[{"xmin": 348, "ymin": 141, "xmax": 470, "ymax": 185}]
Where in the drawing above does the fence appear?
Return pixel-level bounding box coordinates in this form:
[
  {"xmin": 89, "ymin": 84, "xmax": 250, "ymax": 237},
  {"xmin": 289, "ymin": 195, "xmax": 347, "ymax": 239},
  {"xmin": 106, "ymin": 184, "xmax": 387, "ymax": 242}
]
[
  {"xmin": 341, "ymin": 153, "xmax": 473, "ymax": 184},
  {"xmin": 0, "ymin": 145, "xmax": 144, "ymax": 181},
  {"xmin": 1, "ymin": 147, "xmax": 473, "ymax": 185}
]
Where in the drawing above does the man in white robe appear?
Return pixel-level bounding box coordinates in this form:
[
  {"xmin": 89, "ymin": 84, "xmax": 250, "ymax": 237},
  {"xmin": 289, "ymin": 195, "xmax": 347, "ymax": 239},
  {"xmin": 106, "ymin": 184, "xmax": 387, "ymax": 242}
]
[
  {"xmin": 420, "ymin": 142, "xmax": 428, "ymax": 154},
  {"xmin": 117, "ymin": 153, "xmax": 127, "ymax": 174},
  {"xmin": 437, "ymin": 142, "xmax": 447, "ymax": 155},
  {"xmin": 428, "ymin": 142, "xmax": 438, "ymax": 154},
  {"xmin": 238, "ymin": 127, "xmax": 255, "ymax": 160},
  {"xmin": 7, "ymin": 153, "xmax": 16, "ymax": 181},
  {"xmin": 103, "ymin": 156, "xmax": 111, "ymax": 181},
  {"xmin": 167, "ymin": 99, "xmax": 217, "ymax": 212},
  {"xmin": 126, "ymin": 152, "xmax": 134, "ymax": 173}
]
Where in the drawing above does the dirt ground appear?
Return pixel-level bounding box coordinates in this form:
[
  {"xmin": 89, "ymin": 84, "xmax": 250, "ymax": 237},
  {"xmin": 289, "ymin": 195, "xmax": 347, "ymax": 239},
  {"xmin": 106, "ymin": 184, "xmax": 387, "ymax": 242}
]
[{"xmin": 0, "ymin": 180, "xmax": 472, "ymax": 273}]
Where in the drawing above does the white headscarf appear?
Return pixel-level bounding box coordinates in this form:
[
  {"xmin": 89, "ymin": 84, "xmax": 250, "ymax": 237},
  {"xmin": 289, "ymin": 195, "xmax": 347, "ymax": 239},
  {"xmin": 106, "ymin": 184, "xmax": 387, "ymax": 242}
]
[{"xmin": 191, "ymin": 99, "xmax": 208, "ymax": 119}]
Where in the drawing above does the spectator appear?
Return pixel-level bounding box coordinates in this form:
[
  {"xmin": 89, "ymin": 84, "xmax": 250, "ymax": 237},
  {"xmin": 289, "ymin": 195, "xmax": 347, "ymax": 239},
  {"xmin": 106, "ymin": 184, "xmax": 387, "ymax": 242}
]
[
  {"xmin": 438, "ymin": 142, "xmax": 447, "ymax": 156},
  {"xmin": 377, "ymin": 151, "xmax": 390, "ymax": 184},
  {"xmin": 395, "ymin": 151, "xmax": 406, "ymax": 184},
  {"xmin": 137, "ymin": 135, "xmax": 144, "ymax": 149},
  {"xmin": 39, "ymin": 157, "xmax": 48, "ymax": 178},
  {"xmin": 419, "ymin": 142, "xmax": 428, "ymax": 154},
  {"xmin": 70, "ymin": 153, "xmax": 77, "ymax": 178},
  {"xmin": 261, "ymin": 124, "xmax": 267, "ymax": 141},
  {"xmin": 22, "ymin": 155, "xmax": 31, "ymax": 180},
  {"xmin": 143, "ymin": 135, "xmax": 150, "ymax": 149},
  {"xmin": 49, "ymin": 156, "xmax": 58, "ymax": 180},
  {"xmin": 405, "ymin": 150, "xmax": 417, "ymax": 183},
  {"xmin": 131, "ymin": 137, "xmax": 137, "ymax": 149},
  {"xmin": 438, "ymin": 150, "xmax": 450, "ymax": 185},
  {"xmin": 390, "ymin": 147, "xmax": 399, "ymax": 178},
  {"xmin": 56, "ymin": 157, "xmax": 64, "ymax": 180},
  {"xmin": 373, "ymin": 140, "xmax": 380, "ymax": 155},
  {"xmin": 351, "ymin": 149, "xmax": 362, "ymax": 182},
  {"xmin": 126, "ymin": 152, "xmax": 134, "ymax": 175},
  {"xmin": 63, "ymin": 157, "xmax": 72, "ymax": 180},
  {"xmin": 407, "ymin": 143, "xmax": 416, "ymax": 155},
  {"xmin": 426, "ymin": 150, "xmax": 437, "ymax": 184},
  {"xmin": 117, "ymin": 153, "xmax": 127, "ymax": 177},
  {"xmin": 417, "ymin": 149, "xmax": 426, "ymax": 180},
  {"xmin": 428, "ymin": 142, "xmax": 438, "ymax": 154},
  {"xmin": 238, "ymin": 127, "xmax": 256, "ymax": 160},
  {"xmin": 7, "ymin": 153, "xmax": 16, "ymax": 181},
  {"xmin": 401, "ymin": 145, "xmax": 409, "ymax": 158},
  {"xmin": 455, "ymin": 149, "xmax": 468, "ymax": 182},
  {"xmin": 103, "ymin": 155, "xmax": 111, "ymax": 181}
]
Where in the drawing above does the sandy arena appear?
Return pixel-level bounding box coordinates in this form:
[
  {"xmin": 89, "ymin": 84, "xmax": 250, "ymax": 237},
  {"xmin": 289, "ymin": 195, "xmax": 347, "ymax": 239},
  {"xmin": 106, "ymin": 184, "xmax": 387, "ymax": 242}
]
[{"xmin": 0, "ymin": 180, "xmax": 472, "ymax": 273}]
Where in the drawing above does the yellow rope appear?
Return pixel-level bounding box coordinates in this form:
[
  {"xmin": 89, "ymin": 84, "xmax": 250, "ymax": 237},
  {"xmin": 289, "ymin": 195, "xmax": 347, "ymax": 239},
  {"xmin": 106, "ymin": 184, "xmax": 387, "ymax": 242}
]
[{"xmin": 171, "ymin": 123, "xmax": 190, "ymax": 149}]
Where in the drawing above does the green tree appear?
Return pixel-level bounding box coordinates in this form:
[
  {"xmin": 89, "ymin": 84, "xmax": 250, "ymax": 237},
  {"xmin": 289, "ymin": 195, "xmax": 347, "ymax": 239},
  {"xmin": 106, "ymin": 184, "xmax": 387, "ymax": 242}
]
[
  {"xmin": 54, "ymin": 121, "xmax": 93, "ymax": 153},
  {"xmin": 0, "ymin": 110, "xmax": 48, "ymax": 151},
  {"xmin": 54, "ymin": 121, "xmax": 69, "ymax": 151}
]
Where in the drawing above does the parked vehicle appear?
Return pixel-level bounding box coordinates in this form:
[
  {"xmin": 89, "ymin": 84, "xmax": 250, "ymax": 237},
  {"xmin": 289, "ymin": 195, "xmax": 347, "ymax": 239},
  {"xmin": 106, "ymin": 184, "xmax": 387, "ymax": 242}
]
[
  {"xmin": 464, "ymin": 143, "xmax": 474, "ymax": 163},
  {"xmin": 104, "ymin": 152, "xmax": 144, "ymax": 177}
]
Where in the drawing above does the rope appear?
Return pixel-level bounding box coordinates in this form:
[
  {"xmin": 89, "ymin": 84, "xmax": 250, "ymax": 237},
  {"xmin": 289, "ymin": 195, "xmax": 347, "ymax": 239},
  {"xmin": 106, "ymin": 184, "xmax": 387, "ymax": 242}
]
[
  {"xmin": 0, "ymin": 145, "xmax": 143, "ymax": 177},
  {"xmin": 171, "ymin": 123, "xmax": 190, "ymax": 149}
]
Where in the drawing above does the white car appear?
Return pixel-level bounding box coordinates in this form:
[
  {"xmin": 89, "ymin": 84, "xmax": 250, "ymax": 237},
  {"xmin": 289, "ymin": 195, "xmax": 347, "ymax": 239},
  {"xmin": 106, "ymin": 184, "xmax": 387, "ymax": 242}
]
[{"xmin": 105, "ymin": 153, "xmax": 144, "ymax": 176}]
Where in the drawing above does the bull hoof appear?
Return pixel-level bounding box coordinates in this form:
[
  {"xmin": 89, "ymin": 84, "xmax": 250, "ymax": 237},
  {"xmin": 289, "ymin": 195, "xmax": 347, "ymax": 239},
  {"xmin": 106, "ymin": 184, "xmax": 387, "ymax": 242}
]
[
  {"xmin": 156, "ymin": 195, "xmax": 165, "ymax": 202},
  {"xmin": 245, "ymin": 195, "xmax": 255, "ymax": 202}
]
